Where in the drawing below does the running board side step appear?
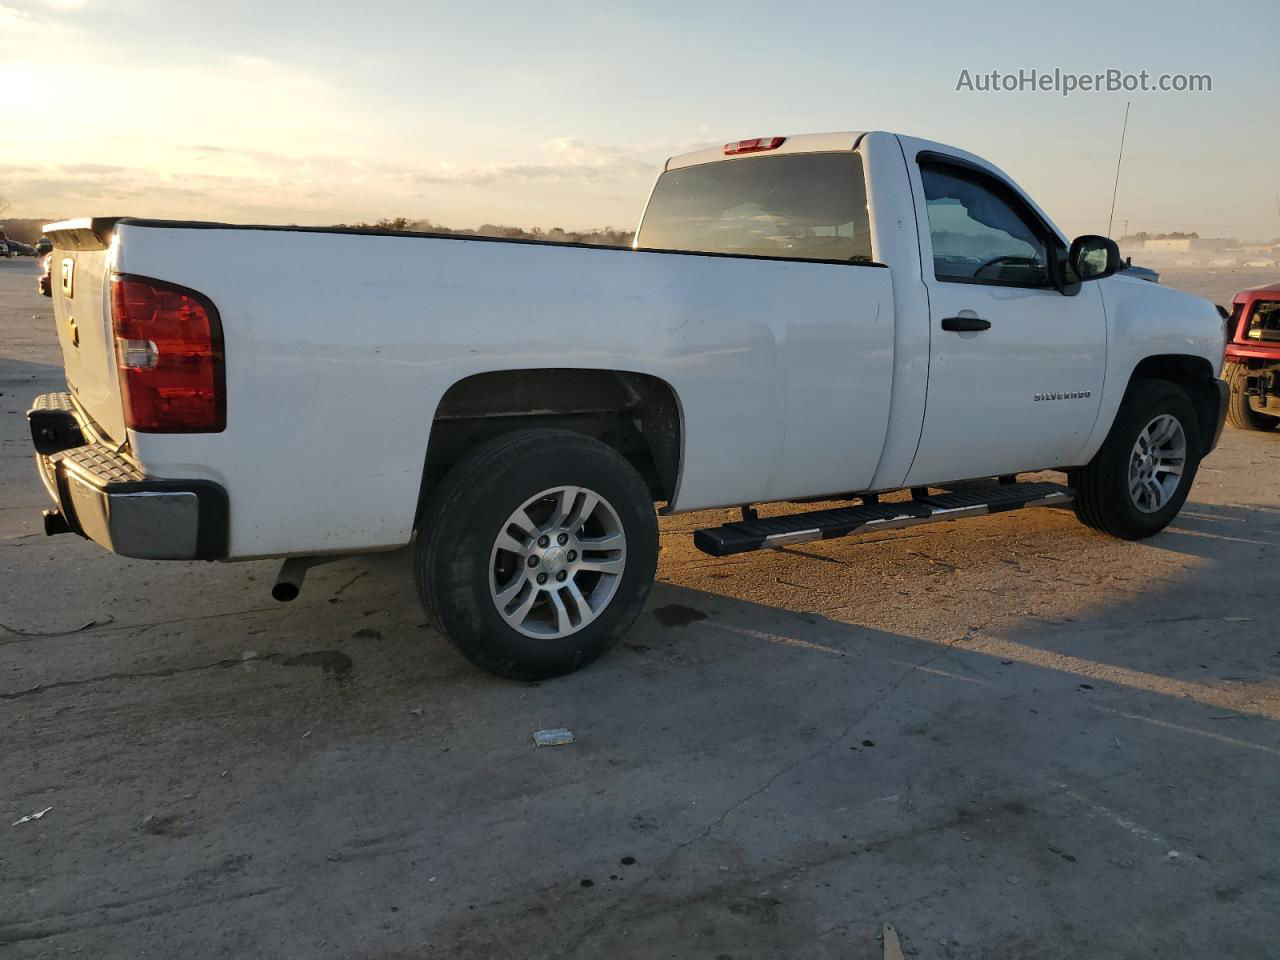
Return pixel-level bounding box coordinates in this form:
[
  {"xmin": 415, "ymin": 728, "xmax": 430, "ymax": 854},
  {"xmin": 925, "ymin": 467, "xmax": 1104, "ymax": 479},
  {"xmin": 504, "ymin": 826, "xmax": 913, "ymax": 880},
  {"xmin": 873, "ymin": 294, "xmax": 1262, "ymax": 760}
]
[{"xmin": 692, "ymin": 482, "xmax": 1074, "ymax": 557}]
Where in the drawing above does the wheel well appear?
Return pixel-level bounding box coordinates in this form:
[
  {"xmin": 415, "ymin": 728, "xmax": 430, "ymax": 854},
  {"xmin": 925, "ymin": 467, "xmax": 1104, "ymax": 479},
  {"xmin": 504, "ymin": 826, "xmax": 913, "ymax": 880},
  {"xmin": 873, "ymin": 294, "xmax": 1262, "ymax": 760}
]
[
  {"xmin": 1128, "ymin": 354, "xmax": 1219, "ymax": 454},
  {"xmin": 416, "ymin": 369, "xmax": 682, "ymax": 521}
]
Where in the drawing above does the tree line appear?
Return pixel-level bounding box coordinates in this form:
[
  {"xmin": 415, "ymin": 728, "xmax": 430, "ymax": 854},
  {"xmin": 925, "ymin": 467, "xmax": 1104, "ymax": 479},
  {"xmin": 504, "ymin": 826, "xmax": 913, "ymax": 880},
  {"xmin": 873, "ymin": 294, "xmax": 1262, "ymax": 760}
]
[{"xmin": 334, "ymin": 217, "xmax": 635, "ymax": 247}]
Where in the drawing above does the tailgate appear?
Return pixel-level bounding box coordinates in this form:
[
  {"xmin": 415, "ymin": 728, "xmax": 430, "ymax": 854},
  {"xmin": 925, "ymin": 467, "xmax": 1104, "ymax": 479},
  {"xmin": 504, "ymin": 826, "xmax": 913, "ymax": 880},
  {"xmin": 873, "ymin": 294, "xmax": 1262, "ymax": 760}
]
[{"xmin": 44, "ymin": 218, "xmax": 127, "ymax": 441}]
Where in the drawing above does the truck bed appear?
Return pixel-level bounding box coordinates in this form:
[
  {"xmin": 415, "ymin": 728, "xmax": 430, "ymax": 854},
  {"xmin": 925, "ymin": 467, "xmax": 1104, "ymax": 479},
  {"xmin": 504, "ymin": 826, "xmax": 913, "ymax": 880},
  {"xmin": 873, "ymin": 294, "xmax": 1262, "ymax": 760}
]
[{"xmin": 44, "ymin": 217, "xmax": 895, "ymax": 558}]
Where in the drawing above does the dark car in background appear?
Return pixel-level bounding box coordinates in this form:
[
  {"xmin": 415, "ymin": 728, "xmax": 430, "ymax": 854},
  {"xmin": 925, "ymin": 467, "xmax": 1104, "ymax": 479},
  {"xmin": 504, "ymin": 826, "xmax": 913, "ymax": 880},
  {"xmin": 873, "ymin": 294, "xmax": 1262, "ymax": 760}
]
[
  {"xmin": 0, "ymin": 225, "xmax": 38, "ymax": 257},
  {"xmin": 1118, "ymin": 258, "xmax": 1160, "ymax": 283}
]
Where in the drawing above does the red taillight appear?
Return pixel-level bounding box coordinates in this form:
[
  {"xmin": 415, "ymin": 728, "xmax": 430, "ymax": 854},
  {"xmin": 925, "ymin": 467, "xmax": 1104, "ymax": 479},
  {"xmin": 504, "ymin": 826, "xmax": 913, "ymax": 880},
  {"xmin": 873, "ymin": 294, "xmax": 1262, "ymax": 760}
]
[
  {"xmin": 110, "ymin": 275, "xmax": 225, "ymax": 432},
  {"xmin": 723, "ymin": 136, "xmax": 786, "ymax": 156}
]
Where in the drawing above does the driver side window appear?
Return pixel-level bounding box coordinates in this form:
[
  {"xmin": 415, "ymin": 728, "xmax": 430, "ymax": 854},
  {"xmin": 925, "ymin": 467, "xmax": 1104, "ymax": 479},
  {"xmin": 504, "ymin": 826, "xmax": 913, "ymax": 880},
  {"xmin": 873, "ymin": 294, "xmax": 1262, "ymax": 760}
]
[{"xmin": 920, "ymin": 161, "xmax": 1050, "ymax": 287}]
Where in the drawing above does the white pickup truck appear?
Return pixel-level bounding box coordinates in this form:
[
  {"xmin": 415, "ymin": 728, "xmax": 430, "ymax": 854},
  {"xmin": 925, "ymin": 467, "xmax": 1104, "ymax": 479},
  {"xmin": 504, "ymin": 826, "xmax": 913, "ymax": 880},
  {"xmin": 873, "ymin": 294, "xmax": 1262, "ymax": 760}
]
[{"xmin": 30, "ymin": 130, "xmax": 1227, "ymax": 680}]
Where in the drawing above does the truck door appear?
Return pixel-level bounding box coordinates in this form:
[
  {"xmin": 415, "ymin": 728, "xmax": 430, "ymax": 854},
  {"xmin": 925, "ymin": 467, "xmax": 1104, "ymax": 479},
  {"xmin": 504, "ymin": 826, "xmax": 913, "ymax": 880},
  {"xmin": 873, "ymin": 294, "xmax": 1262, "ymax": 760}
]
[
  {"xmin": 904, "ymin": 153, "xmax": 1105, "ymax": 486},
  {"xmin": 637, "ymin": 144, "xmax": 895, "ymax": 506}
]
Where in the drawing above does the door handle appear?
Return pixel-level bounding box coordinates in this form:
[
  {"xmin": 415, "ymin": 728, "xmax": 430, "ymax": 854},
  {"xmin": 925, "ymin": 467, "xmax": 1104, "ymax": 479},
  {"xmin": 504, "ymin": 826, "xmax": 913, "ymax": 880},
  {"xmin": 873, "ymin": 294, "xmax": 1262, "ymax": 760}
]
[{"xmin": 940, "ymin": 315, "xmax": 992, "ymax": 332}]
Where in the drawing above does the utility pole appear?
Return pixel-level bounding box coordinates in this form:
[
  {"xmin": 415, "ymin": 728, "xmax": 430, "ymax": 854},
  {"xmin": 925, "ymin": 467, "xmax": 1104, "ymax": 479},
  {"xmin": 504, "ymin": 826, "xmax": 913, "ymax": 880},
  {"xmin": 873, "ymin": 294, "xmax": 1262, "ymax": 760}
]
[{"xmin": 1106, "ymin": 101, "xmax": 1131, "ymax": 239}]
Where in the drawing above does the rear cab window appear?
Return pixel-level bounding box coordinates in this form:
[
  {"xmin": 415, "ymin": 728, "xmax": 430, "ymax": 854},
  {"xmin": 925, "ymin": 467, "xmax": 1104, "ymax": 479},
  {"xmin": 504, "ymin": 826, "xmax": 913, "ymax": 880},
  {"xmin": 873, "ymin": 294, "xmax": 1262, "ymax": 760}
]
[{"xmin": 636, "ymin": 152, "xmax": 873, "ymax": 263}]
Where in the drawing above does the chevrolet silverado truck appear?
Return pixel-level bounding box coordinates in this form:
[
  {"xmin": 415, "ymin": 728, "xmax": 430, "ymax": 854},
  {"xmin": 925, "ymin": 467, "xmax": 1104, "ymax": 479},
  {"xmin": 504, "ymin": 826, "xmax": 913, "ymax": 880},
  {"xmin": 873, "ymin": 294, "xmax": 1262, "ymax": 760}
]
[
  {"xmin": 29, "ymin": 131, "xmax": 1228, "ymax": 680},
  {"xmin": 1223, "ymin": 281, "xmax": 1280, "ymax": 430}
]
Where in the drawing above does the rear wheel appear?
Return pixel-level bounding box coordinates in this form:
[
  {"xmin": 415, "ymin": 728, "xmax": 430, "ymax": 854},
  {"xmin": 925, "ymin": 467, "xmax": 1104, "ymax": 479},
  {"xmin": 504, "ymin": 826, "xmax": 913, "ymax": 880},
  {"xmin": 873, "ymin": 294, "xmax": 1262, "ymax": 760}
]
[
  {"xmin": 415, "ymin": 428, "xmax": 658, "ymax": 680},
  {"xmin": 1069, "ymin": 379, "xmax": 1202, "ymax": 540},
  {"xmin": 1225, "ymin": 362, "xmax": 1280, "ymax": 431}
]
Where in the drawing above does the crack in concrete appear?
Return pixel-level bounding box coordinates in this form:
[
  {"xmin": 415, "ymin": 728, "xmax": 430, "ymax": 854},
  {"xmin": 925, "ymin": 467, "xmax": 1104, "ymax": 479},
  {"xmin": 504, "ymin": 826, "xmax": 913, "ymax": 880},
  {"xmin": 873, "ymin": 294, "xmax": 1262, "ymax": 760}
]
[
  {"xmin": 332, "ymin": 571, "xmax": 367, "ymax": 596},
  {"xmin": 0, "ymin": 650, "xmax": 351, "ymax": 700},
  {"xmin": 0, "ymin": 884, "xmax": 283, "ymax": 945},
  {"xmin": 0, "ymin": 658, "xmax": 250, "ymax": 700},
  {"xmin": 0, "ymin": 615, "xmax": 114, "ymax": 638},
  {"xmin": 0, "ymin": 606, "xmax": 280, "ymax": 647}
]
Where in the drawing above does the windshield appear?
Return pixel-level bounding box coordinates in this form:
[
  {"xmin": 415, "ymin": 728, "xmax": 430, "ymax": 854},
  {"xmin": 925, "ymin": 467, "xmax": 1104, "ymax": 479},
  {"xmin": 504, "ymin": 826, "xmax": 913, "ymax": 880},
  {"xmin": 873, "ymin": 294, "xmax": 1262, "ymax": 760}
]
[{"xmin": 637, "ymin": 152, "xmax": 872, "ymax": 262}]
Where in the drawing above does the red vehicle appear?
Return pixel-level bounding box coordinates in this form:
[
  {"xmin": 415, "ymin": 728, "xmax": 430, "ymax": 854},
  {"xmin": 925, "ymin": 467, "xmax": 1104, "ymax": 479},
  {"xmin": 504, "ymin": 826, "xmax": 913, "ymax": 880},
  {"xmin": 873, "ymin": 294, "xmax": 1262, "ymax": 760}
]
[{"xmin": 1224, "ymin": 282, "xmax": 1280, "ymax": 430}]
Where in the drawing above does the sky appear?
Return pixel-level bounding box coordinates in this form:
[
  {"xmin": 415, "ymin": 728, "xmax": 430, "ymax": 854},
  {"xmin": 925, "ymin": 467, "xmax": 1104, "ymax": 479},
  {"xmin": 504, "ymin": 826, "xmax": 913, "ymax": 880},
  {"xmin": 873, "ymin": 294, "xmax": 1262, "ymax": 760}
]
[{"xmin": 2, "ymin": 0, "xmax": 1278, "ymax": 238}]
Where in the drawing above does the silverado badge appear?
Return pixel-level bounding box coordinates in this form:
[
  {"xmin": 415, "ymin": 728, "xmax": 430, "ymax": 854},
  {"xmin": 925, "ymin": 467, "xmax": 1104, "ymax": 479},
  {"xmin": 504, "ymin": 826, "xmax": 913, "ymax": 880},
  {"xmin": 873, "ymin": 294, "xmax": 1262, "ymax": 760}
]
[{"xmin": 1034, "ymin": 391, "xmax": 1091, "ymax": 401}]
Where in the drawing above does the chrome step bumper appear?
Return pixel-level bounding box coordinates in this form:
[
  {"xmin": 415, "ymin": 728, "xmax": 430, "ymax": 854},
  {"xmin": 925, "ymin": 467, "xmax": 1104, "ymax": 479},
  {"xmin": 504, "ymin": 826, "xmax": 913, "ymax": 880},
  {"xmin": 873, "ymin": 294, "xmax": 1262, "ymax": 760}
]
[{"xmin": 28, "ymin": 392, "xmax": 229, "ymax": 560}]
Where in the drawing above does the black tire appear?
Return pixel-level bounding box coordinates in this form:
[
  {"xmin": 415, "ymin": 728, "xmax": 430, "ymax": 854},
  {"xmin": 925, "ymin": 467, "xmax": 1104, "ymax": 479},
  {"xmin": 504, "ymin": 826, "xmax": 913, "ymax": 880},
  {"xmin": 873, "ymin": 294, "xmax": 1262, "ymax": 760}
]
[
  {"xmin": 1068, "ymin": 379, "xmax": 1202, "ymax": 540},
  {"xmin": 1224, "ymin": 363, "xmax": 1280, "ymax": 432},
  {"xmin": 415, "ymin": 428, "xmax": 658, "ymax": 681}
]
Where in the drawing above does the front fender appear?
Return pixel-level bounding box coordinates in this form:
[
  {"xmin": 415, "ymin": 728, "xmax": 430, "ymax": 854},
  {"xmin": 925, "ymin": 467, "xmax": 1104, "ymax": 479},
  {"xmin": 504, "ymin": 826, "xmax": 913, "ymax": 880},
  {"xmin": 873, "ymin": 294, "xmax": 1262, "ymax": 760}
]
[{"xmin": 1076, "ymin": 276, "xmax": 1225, "ymax": 464}]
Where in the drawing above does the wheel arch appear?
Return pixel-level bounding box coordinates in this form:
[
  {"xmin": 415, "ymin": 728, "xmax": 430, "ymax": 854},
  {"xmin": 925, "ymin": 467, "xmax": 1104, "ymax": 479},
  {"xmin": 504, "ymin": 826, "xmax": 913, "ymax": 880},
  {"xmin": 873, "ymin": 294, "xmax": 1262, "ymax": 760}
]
[
  {"xmin": 415, "ymin": 368, "xmax": 684, "ymax": 525},
  {"xmin": 1126, "ymin": 353, "xmax": 1221, "ymax": 456}
]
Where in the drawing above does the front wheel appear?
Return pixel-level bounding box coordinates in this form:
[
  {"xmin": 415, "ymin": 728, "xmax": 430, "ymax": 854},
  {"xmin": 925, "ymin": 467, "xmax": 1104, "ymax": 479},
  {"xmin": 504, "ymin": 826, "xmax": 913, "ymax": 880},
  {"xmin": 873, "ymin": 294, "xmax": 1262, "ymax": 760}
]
[
  {"xmin": 415, "ymin": 429, "xmax": 658, "ymax": 680},
  {"xmin": 1069, "ymin": 379, "xmax": 1202, "ymax": 540},
  {"xmin": 1224, "ymin": 362, "xmax": 1280, "ymax": 432}
]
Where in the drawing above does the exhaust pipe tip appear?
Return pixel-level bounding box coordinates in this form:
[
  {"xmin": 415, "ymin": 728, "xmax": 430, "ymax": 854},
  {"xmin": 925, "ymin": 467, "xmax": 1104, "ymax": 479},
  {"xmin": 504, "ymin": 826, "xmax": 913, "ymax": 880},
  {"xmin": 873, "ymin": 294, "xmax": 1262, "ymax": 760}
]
[
  {"xmin": 271, "ymin": 581, "xmax": 300, "ymax": 603},
  {"xmin": 270, "ymin": 555, "xmax": 345, "ymax": 603},
  {"xmin": 271, "ymin": 556, "xmax": 313, "ymax": 603},
  {"xmin": 43, "ymin": 509, "xmax": 73, "ymax": 537}
]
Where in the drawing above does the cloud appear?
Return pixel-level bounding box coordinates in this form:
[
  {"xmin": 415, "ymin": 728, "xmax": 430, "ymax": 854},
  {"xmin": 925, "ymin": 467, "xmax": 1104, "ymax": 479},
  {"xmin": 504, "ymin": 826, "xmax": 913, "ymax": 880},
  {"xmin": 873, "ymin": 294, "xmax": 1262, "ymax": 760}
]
[
  {"xmin": 408, "ymin": 138, "xmax": 658, "ymax": 188},
  {"xmin": 181, "ymin": 144, "xmax": 299, "ymax": 166},
  {"xmin": 59, "ymin": 163, "xmax": 129, "ymax": 175},
  {"xmin": 0, "ymin": 4, "xmax": 30, "ymax": 25},
  {"xmin": 1, "ymin": 0, "xmax": 79, "ymax": 27},
  {"xmin": 2, "ymin": 118, "xmax": 682, "ymax": 226},
  {"xmin": 0, "ymin": 2, "xmax": 713, "ymax": 230}
]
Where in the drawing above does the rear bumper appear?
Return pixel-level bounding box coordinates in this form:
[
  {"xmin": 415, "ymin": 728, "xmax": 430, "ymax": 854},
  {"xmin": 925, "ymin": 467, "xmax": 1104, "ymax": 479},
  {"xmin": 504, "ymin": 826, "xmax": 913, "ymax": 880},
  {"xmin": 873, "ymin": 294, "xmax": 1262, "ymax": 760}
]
[
  {"xmin": 28, "ymin": 393, "xmax": 228, "ymax": 560},
  {"xmin": 1225, "ymin": 343, "xmax": 1280, "ymax": 363}
]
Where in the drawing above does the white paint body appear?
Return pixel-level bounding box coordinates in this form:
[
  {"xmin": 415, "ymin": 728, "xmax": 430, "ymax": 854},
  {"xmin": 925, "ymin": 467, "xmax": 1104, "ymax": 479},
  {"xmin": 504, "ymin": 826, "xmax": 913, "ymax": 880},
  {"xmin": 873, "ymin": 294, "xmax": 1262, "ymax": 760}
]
[{"xmin": 46, "ymin": 131, "xmax": 1225, "ymax": 560}]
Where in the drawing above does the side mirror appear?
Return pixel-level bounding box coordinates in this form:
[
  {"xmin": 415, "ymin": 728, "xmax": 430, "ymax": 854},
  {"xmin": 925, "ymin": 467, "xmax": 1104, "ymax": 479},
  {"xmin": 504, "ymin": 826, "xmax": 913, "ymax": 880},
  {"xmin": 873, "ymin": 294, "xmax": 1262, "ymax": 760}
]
[{"xmin": 1069, "ymin": 235, "xmax": 1122, "ymax": 281}]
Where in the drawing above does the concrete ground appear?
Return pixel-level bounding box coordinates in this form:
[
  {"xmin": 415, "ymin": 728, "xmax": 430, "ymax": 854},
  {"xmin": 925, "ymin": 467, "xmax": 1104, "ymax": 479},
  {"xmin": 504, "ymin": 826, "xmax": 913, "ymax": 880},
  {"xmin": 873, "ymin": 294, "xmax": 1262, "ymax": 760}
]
[{"xmin": 2, "ymin": 257, "xmax": 1278, "ymax": 959}]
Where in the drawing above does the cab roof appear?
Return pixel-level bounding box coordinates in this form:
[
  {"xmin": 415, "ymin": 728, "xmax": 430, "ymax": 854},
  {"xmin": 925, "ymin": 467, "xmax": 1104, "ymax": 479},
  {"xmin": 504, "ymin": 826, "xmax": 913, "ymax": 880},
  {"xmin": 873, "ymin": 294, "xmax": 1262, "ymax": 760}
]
[{"xmin": 666, "ymin": 132, "xmax": 865, "ymax": 170}]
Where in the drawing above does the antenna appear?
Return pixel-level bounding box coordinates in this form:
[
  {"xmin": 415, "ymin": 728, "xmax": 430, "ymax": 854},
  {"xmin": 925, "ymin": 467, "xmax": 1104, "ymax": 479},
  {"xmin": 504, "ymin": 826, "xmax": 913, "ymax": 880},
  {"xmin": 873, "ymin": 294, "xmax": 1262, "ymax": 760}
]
[{"xmin": 1106, "ymin": 101, "xmax": 1131, "ymax": 239}]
